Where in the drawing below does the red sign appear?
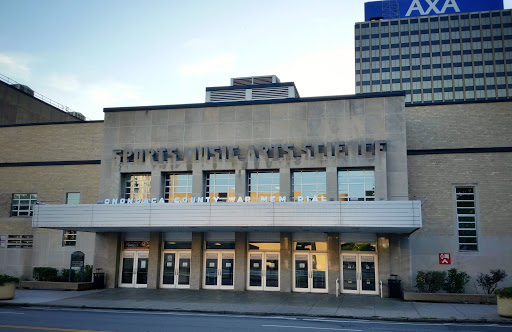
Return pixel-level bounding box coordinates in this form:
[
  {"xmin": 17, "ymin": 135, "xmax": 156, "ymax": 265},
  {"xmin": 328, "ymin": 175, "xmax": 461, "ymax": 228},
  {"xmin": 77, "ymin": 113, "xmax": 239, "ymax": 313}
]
[{"xmin": 439, "ymin": 253, "xmax": 451, "ymax": 264}]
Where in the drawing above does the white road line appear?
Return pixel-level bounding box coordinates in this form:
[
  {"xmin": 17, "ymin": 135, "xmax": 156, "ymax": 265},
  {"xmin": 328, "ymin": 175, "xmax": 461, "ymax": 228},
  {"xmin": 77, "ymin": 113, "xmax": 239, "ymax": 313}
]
[
  {"xmin": 0, "ymin": 312, "xmax": 24, "ymax": 314},
  {"xmin": 262, "ymin": 325, "xmax": 362, "ymax": 331}
]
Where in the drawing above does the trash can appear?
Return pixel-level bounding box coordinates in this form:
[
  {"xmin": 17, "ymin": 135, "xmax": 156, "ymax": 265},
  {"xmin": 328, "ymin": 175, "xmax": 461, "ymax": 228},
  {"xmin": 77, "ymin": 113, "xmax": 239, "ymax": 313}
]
[
  {"xmin": 93, "ymin": 272, "xmax": 105, "ymax": 289},
  {"xmin": 388, "ymin": 274, "xmax": 402, "ymax": 298}
]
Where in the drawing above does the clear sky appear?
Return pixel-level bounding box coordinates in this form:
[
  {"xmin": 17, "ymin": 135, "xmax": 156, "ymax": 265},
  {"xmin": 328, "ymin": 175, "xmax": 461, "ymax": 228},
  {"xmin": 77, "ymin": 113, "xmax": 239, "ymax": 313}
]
[{"xmin": 1, "ymin": 0, "xmax": 511, "ymax": 120}]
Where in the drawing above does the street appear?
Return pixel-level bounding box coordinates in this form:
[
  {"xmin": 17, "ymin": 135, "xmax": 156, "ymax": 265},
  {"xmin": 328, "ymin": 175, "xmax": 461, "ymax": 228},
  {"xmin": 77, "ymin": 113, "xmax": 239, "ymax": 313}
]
[{"xmin": 0, "ymin": 307, "xmax": 510, "ymax": 332}]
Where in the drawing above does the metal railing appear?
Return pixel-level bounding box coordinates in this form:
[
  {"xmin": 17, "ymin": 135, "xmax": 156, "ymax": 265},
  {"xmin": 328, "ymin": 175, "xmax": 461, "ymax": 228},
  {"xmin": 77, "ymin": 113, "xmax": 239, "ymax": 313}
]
[{"xmin": 0, "ymin": 73, "xmax": 86, "ymax": 120}]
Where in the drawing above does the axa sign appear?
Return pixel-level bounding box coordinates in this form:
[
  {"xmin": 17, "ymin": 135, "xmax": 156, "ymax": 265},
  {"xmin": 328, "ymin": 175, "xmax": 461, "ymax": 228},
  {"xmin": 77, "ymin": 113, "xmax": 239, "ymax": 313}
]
[
  {"xmin": 364, "ymin": 0, "xmax": 504, "ymax": 21},
  {"xmin": 406, "ymin": 0, "xmax": 460, "ymax": 17}
]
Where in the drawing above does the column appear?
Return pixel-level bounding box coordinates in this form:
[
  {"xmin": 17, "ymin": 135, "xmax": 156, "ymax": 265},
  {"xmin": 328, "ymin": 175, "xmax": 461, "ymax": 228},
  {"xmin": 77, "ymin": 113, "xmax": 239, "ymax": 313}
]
[
  {"xmin": 147, "ymin": 232, "xmax": 162, "ymax": 289},
  {"xmin": 190, "ymin": 232, "xmax": 204, "ymax": 290},
  {"xmin": 377, "ymin": 235, "xmax": 391, "ymax": 297},
  {"xmin": 234, "ymin": 232, "xmax": 247, "ymax": 291},
  {"xmin": 235, "ymin": 169, "xmax": 247, "ymax": 199},
  {"xmin": 326, "ymin": 167, "xmax": 338, "ymax": 201},
  {"xmin": 280, "ymin": 232, "xmax": 292, "ymax": 292},
  {"xmin": 150, "ymin": 170, "xmax": 163, "ymax": 200},
  {"xmin": 280, "ymin": 168, "xmax": 291, "ymax": 201},
  {"xmin": 93, "ymin": 232, "xmax": 121, "ymax": 288},
  {"xmin": 327, "ymin": 232, "xmax": 340, "ymax": 295}
]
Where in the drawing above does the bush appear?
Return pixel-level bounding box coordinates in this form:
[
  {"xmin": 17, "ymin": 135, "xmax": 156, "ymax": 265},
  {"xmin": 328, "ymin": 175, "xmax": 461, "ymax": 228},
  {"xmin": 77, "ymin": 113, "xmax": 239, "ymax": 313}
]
[
  {"xmin": 416, "ymin": 270, "xmax": 446, "ymax": 293},
  {"xmin": 61, "ymin": 265, "xmax": 93, "ymax": 282},
  {"xmin": 444, "ymin": 268, "xmax": 470, "ymax": 293},
  {"xmin": 476, "ymin": 269, "xmax": 507, "ymax": 294},
  {"xmin": 495, "ymin": 287, "xmax": 512, "ymax": 299},
  {"xmin": 0, "ymin": 274, "xmax": 19, "ymax": 286},
  {"xmin": 33, "ymin": 267, "xmax": 58, "ymax": 281}
]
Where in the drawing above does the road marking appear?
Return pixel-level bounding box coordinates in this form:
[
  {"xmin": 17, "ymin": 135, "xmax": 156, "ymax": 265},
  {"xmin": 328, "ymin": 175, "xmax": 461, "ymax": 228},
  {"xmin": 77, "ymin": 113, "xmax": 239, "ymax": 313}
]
[
  {"xmin": 0, "ymin": 325, "xmax": 113, "ymax": 332},
  {"xmin": 262, "ymin": 325, "xmax": 362, "ymax": 331},
  {"xmin": 0, "ymin": 311, "xmax": 24, "ymax": 314}
]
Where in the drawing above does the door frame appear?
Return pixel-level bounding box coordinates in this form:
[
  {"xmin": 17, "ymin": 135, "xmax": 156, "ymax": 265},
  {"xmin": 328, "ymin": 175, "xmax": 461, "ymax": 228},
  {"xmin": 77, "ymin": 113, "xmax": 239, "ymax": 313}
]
[
  {"xmin": 292, "ymin": 252, "xmax": 328, "ymax": 293},
  {"xmin": 202, "ymin": 250, "xmax": 235, "ymax": 290},
  {"xmin": 340, "ymin": 252, "xmax": 379, "ymax": 295},
  {"xmin": 119, "ymin": 250, "xmax": 149, "ymax": 288},
  {"xmin": 160, "ymin": 250, "xmax": 191, "ymax": 289},
  {"xmin": 247, "ymin": 252, "xmax": 280, "ymax": 291}
]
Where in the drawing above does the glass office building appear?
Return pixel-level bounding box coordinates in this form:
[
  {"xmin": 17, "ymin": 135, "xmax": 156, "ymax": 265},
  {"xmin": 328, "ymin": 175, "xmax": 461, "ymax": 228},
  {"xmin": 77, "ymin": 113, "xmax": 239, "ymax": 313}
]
[{"xmin": 355, "ymin": 9, "xmax": 512, "ymax": 104}]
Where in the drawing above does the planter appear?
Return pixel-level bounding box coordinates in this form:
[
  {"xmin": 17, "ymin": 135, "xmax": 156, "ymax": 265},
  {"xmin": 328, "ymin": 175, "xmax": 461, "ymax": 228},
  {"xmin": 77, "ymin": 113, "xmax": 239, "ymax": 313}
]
[
  {"xmin": 0, "ymin": 283, "xmax": 16, "ymax": 300},
  {"xmin": 19, "ymin": 281, "xmax": 93, "ymax": 291},
  {"xmin": 497, "ymin": 297, "xmax": 512, "ymax": 318},
  {"xmin": 403, "ymin": 291, "xmax": 496, "ymax": 304}
]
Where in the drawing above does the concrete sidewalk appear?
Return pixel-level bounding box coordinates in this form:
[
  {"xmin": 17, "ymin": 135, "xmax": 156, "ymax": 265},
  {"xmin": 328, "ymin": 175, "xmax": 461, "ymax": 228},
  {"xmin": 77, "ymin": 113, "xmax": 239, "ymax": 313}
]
[{"xmin": 1, "ymin": 288, "xmax": 511, "ymax": 324}]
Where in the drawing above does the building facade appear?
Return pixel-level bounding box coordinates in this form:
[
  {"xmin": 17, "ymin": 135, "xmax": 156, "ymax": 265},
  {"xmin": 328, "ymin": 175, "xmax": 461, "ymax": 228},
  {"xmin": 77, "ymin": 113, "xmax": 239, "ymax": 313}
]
[{"xmin": 355, "ymin": 1, "xmax": 512, "ymax": 104}]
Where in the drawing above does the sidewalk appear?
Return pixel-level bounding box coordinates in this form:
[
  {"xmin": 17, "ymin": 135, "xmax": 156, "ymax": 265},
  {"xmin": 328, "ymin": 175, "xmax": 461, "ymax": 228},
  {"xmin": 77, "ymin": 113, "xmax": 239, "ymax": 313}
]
[{"xmin": 1, "ymin": 288, "xmax": 511, "ymax": 324}]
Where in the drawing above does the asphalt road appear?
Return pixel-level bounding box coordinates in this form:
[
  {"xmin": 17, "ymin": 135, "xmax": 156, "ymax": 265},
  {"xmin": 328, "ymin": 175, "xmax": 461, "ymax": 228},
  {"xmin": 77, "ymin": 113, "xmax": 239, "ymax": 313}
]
[{"xmin": 0, "ymin": 307, "xmax": 510, "ymax": 332}]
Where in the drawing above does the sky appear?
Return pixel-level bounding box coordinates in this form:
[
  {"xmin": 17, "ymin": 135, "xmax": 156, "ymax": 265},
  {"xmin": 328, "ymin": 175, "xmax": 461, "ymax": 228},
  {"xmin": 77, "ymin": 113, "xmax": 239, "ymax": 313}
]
[{"xmin": 1, "ymin": 0, "xmax": 511, "ymax": 120}]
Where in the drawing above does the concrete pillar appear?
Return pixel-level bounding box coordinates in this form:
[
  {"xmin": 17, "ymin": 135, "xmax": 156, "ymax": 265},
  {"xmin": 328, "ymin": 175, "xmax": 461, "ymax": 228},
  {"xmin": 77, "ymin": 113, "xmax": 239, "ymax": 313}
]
[
  {"xmin": 280, "ymin": 232, "xmax": 292, "ymax": 292},
  {"xmin": 377, "ymin": 235, "xmax": 390, "ymax": 297},
  {"xmin": 327, "ymin": 232, "xmax": 340, "ymax": 295},
  {"xmin": 150, "ymin": 170, "xmax": 163, "ymax": 200},
  {"xmin": 235, "ymin": 169, "xmax": 247, "ymax": 199},
  {"xmin": 190, "ymin": 232, "xmax": 204, "ymax": 290},
  {"xmin": 192, "ymin": 169, "xmax": 204, "ymax": 197},
  {"xmin": 326, "ymin": 167, "xmax": 338, "ymax": 201},
  {"xmin": 147, "ymin": 232, "xmax": 162, "ymax": 289},
  {"xmin": 375, "ymin": 145, "xmax": 388, "ymax": 200},
  {"xmin": 399, "ymin": 234, "xmax": 412, "ymax": 290},
  {"xmin": 93, "ymin": 232, "xmax": 121, "ymax": 288},
  {"xmin": 234, "ymin": 232, "xmax": 247, "ymax": 291},
  {"xmin": 280, "ymin": 167, "xmax": 291, "ymax": 201}
]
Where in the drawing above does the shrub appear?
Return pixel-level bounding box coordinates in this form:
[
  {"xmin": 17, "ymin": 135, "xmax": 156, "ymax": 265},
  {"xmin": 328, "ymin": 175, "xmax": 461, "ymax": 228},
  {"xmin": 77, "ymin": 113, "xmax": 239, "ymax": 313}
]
[
  {"xmin": 444, "ymin": 268, "xmax": 470, "ymax": 293},
  {"xmin": 61, "ymin": 265, "xmax": 93, "ymax": 282},
  {"xmin": 416, "ymin": 270, "xmax": 446, "ymax": 293},
  {"xmin": 33, "ymin": 267, "xmax": 58, "ymax": 281},
  {"xmin": 476, "ymin": 269, "xmax": 508, "ymax": 294},
  {"xmin": 0, "ymin": 274, "xmax": 19, "ymax": 286},
  {"xmin": 495, "ymin": 287, "xmax": 512, "ymax": 299}
]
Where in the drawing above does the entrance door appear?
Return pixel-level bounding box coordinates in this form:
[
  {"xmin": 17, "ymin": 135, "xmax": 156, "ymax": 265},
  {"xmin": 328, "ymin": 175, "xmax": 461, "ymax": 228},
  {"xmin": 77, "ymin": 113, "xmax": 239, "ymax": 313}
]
[
  {"xmin": 293, "ymin": 253, "xmax": 328, "ymax": 293},
  {"xmin": 203, "ymin": 251, "xmax": 235, "ymax": 289},
  {"xmin": 247, "ymin": 252, "xmax": 279, "ymax": 291},
  {"xmin": 119, "ymin": 251, "xmax": 149, "ymax": 288},
  {"xmin": 161, "ymin": 251, "xmax": 191, "ymax": 289},
  {"xmin": 341, "ymin": 253, "xmax": 378, "ymax": 295}
]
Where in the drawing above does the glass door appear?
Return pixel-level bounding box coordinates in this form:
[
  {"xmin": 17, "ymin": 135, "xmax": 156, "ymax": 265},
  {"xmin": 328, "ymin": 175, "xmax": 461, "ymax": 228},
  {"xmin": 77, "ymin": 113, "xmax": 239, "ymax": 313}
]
[
  {"xmin": 119, "ymin": 251, "xmax": 148, "ymax": 288},
  {"xmin": 247, "ymin": 252, "xmax": 279, "ymax": 291},
  {"xmin": 161, "ymin": 251, "xmax": 191, "ymax": 289},
  {"xmin": 341, "ymin": 253, "xmax": 378, "ymax": 295},
  {"xmin": 203, "ymin": 251, "xmax": 235, "ymax": 289},
  {"xmin": 293, "ymin": 253, "xmax": 328, "ymax": 293}
]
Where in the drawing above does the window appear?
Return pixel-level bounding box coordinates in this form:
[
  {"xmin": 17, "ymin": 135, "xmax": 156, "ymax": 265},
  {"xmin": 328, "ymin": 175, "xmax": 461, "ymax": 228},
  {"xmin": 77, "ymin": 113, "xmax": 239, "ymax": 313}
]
[
  {"xmin": 292, "ymin": 170, "xmax": 326, "ymax": 201},
  {"xmin": 124, "ymin": 174, "xmax": 151, "ymax": 200},
  {"xmin": 11, "ymin": 193, "xmax": 37, "ymax": 217},
  {"xmin": 7, "ymin": 235, "xmax": 33, "ymax": 248},
  {"xmin": 455, "ymin": 187, "xmax": 478, "ymax": 251},
  {"xmin": 248, "ymin": 171, "xmax": 280, "ymax": 202},
  {"xmin": 66, "ymin": 192, "xmax": 80, "ymax": 204},
  {"xmin": 63, "ymin": 230, "xmax": 77, "ymax": 246},
  {"xmin": 205, "ymin": 172, "xmax": 235, "ymax": 202},
  {"xmin": 63, "ymin": 193, "xmax": 80, "ymax": 246},
  {"xmin": 165, "ymin": 173, "xmax": 192, "ymax": 203},
  {"xmin": 338, "ymin": 169, "xmax": 375, "ymax": 201}
]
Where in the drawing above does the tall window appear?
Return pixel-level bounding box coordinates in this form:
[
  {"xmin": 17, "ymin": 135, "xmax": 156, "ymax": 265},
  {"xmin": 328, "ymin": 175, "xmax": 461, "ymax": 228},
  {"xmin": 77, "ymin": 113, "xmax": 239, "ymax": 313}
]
[
  {"xmin": 11, "ymin": 194, "xmax": 37, "ymax": 217},
  {"xmin": 63, "ymin": 192, "xmax": 80, "ymax": 246},
  {"xmin": 338, "ymin": 169, "xmax": 375, "ymax": 201},
  {"xmin": 165, "ymin": 173, "xmax": 193, "ymax": 203},
  {"xmin": 124, "ymin": 174, "xmax": 151, "ymax": 200},
  {"xmin": 455, "ymin": 186, "xmax": 478, "ymax": 251},
  {"xmin": 292, "ymin": 170, "xmax": 326, "ymax": 201},
  {"xmin": 205, "ymin": 172, "xmax": 235, "ymax": 202},
  {"xmin": 248, "ymin": 171, "xmax": 280, "ymax": 201}
]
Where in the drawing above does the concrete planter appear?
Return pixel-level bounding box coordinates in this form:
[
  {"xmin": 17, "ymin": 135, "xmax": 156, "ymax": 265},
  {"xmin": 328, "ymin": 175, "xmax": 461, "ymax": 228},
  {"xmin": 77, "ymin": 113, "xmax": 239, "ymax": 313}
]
[
  {"xmin": 19, "ymin": 281, "xmax": 93, "ymax": 291},
  {"xmin": 0, "ymin": 283, "xmax": 16, "ymax": 300},
  {"xmin": 403, "ymin": 291, "xmax": 496, "ymax": 304},
  {"xmin": 497, "ymin": 297, "xmax": 512, "ymax": 318}
]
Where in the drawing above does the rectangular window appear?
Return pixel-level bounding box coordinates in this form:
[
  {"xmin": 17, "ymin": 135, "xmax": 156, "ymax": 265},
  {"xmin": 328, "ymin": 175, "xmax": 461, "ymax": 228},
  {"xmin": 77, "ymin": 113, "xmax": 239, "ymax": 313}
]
[
  {"xmin": 165, "ymin": 173, "xmax": 192, "ymax": 203},
  {"xmin": 11, "ymin": 193, "xmax": 37, "ymax": 217},
  {"xmin": 292, "ymin": 170, "xmax": 326, "ymax": 201},
  {"xmin": 456, "ymin": 186, "xmax": 478, "ymax": 251},
  {"xmin": 7, "ymin": 235, "xmax": 33, "ymax": 248},
  {"xmin": 66, "ymin": 192, "xmax": 80, "ymax": 204},
  {"xmin": 62, "ymin": 230, "xmax": 77, "ymax": 246},
  {"xmin": 338, "ymin": 169, "xmax": 375, "ymax": 201},
  {"xmin": 248, "ymin": 171, "xmax": 280, "ymax": 202},
  {"xmin": 124, "ymin": 174, "xmax": 151, "ymax": 200},
  {"xmin": 206, "ymin": 172, "xmax": 235, "ymax": 202}
]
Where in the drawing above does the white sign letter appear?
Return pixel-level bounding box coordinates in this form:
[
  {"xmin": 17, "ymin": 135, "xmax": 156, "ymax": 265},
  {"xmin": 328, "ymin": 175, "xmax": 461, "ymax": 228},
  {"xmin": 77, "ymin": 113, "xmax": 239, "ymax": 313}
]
[
  {"xmin": 441, "ymin": 0, "xmax": 460, "ymax": 13},
  {"xmin": 406, "ymin": 0, "xmax": 425, "ymax": 16}
]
